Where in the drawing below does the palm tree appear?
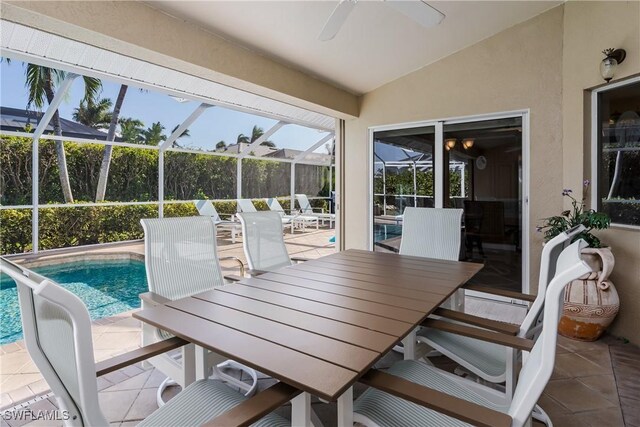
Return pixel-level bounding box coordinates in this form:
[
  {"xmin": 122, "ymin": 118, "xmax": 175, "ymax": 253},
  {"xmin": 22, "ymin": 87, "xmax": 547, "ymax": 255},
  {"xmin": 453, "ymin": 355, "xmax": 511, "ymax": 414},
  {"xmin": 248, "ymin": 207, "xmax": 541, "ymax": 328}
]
[
  {"xmin": 118, "ymin": 117, "xmax": 144, "ymax": 144},
  {"xmin": 170, "ymin": 125, "xmax": 190, "ymax": 148},
  {"xmin": 142, "ymin": 122, "xmax": 167, "ymax": 145},
  {"xmin": 24, "ymin": 64, "xmax": 101, "ymax": 203},
  {"xmin": 96, "ymin": 84, "xmax": 128, "ymax": 201},
  {"xmin": 73, "ymin": 97, "xmax": 112, "ymax": 129},
  {"xmin": 216, "ymin": 140, "xmax": 227, "ymax": 150},
  {"xmin": 236, "ymin": 125, "xmax": 275, "ymax": 147}
]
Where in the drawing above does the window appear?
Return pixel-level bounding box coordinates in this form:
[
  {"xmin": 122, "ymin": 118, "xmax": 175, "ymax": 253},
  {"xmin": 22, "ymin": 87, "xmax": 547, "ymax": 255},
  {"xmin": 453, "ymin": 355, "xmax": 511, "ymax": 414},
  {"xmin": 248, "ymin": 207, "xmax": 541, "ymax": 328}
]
[{"xmin": 594, "ymin": 79, "xmax": 640, "ymax": 226}]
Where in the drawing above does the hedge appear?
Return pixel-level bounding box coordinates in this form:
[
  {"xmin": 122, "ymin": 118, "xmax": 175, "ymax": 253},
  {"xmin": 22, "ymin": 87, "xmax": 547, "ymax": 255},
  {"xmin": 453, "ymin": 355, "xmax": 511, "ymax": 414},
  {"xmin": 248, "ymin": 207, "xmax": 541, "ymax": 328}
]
[{"xmin": 0, "ymin": 198, "xmax": 327, "ymax": 255}]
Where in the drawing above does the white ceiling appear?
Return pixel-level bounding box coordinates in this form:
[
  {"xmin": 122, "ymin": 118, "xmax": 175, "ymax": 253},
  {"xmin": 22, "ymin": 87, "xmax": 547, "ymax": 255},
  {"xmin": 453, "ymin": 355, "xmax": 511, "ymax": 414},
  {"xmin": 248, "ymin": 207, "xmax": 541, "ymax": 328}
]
[{"xmin": 148, "ymin": 1, "xmax": 561, "ymax": 95}]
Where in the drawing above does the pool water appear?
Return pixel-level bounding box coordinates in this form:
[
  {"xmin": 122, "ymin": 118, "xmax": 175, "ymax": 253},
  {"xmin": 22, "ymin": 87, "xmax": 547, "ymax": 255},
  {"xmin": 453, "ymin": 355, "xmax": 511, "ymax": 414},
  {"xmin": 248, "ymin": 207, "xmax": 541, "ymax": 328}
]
[
  {"xmin": 373, "ymin": 224, "xmax": 403, "ymax": 243},
  {"xmin": 0, "ymin": 260, "xmax": 147, "ymax": 344}
]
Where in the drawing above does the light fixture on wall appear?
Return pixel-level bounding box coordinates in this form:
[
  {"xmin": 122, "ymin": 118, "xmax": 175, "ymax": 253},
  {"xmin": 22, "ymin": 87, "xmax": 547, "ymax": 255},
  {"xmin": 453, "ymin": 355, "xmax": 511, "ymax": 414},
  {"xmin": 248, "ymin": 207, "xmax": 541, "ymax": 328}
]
[
  {"xmin": 600, "ymin": 48, "xmax": 626, "ymax": 83},
  {"xmin": 445, "ymin": 138, "xmax": 457, "ymax": 151},
  {"xmin": 462, "ymin": 138, "xmax": 475, "ymax": 149}
]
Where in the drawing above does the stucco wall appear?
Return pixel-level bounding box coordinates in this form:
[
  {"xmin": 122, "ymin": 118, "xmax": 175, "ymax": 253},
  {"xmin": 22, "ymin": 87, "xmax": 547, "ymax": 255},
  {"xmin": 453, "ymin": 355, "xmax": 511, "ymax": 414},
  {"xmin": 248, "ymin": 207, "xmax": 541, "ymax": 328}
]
[
  {"xmin": 344, "ymin": 6, "xmax": 566, "ymax": 294},
  {"xmin": 562, "ymin": 0, "xmax": 640, "ymax": 341}
]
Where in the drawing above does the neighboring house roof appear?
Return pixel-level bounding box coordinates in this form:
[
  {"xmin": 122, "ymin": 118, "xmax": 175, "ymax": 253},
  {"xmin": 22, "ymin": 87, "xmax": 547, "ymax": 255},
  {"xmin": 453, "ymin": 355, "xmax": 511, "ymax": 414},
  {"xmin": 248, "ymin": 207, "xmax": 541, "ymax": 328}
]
[
  {"xmin": 218, "ymin": 143, "xmax": 332, "ymax": 164},
  {"xmin": 0, "ymin": 106, "xmax": 119, "ymax": 141},
  {"xmin": 219, "ymin": 142, "xmax": 277, "ymax": 157}
]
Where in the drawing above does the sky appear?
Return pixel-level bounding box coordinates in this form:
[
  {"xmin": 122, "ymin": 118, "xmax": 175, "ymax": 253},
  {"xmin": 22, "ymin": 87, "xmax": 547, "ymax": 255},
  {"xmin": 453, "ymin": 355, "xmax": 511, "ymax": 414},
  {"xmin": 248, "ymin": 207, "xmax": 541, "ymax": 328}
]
[{"xmin": 0, "ymin": 60, "xmax": 331, "ymax": 153}]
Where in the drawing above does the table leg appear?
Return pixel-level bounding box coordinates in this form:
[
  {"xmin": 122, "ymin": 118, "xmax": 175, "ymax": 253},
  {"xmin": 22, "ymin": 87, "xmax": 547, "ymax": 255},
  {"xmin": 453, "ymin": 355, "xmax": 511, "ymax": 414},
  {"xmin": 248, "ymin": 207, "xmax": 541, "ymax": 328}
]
[
  {"xmin": 402, "ymin": 328, "xmax": 417, "ymax": 360},
  {"xmin": 337, "ymin": 387, "xmax": 353, "ymax": 427},
  {"xmin": 291, "ymin": 392, "xmax": 312, "ymax": 427}
]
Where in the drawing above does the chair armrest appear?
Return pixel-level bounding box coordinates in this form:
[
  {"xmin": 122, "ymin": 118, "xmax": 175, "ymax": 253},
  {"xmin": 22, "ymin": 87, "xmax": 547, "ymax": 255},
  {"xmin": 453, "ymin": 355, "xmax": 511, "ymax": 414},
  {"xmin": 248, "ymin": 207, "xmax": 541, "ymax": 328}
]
[
  {"xmin": 290, "ymin": 257, "xmax": 310, "ymax": 263},
  {"xmin": 224, "ymin": 274, "xmax": 244, "ymax": 283},
  {"xmin": 432, "ymin": 308, "xmax": 520, "ymax": 336},
  {"xmin": 217, "ymin": 212, "xmax": 236, "ymax": 219},
  {"xmin": 95, "ymin": 337, "xmax": 188, "ymax": 377},
  {"xmin": 139, "ymin": 291, "xmax": 170, "ymax": 307},
  {"xmin": 359, "ymin": 369, "xmax": 512, "ymax": 427},
  {"xmin": 202, "ymin": 382, "xmax": 301, "ymax": 427},
  {"xmin": 421, "ymin": 319, "xmax": 533, "ymax": 352},
  {"xmin": 463, "ymin": 283, "xmax": 536, "ymax": 303},
  {"xmin": 248, "ymin": 269, "xmax": 270, "ymax": 277},
  {"xmin": 219, "ymin": 256, "xmax": 245, "ymax": 276}
]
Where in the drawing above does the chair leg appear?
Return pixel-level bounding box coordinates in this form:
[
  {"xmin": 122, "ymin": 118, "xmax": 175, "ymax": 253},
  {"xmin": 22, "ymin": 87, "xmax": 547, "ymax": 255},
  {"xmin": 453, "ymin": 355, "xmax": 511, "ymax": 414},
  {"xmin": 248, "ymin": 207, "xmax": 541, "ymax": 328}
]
[
  {"xmin": 156, "ymin": 377, "xmax": 179, "ymax": 407},
  {"xmin": 292, "ymin": 392, "xmax": 312, "ymax": 427},
  {"xmin": 213, "ymin": 361, "xmax": 258, "ymax": 396},
  {"xmin": 532, "ymin": 404, "xmax": 553, "ymax": 426},
  {"xmin": 402, "ymin": 328, "xmax": 417, "ymax": 360},
  {"xmin": 337, "ymin": 387, "xmax": 353, "ymax": 427}
]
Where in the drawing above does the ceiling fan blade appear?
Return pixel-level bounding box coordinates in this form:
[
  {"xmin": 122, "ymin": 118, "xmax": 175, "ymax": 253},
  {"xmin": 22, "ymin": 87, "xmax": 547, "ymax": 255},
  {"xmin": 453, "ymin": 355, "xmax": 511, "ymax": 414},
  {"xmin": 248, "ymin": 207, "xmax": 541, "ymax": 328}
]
[
  {"xmin": 318, "ymin": 0, "xmax": 357, "ymax": 41},
  {"xmin": 385, "ymin": 0, "xmax": 445, "ymax": 28}
]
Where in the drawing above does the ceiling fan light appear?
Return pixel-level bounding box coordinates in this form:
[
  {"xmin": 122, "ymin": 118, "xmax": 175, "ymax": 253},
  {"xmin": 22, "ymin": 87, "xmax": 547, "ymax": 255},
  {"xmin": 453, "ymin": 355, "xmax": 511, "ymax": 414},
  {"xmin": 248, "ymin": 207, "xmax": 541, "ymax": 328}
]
[
  {"xmin": 463, "ymin": 138, "xmax": 475, "ymax": 149},
  {"xmin": 445, "ymin": 138, "xmax": 457, "ymax": 149}
]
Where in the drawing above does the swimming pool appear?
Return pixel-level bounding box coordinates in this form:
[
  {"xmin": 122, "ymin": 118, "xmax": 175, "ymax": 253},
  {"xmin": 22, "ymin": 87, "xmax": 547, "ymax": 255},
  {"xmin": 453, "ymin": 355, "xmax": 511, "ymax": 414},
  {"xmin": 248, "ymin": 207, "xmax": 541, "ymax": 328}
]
[
  {"xmin": 0, "ymin": 259, "xmax": 147, "ymax": 344},
  {"xmin": 373, "ymin": 223, "xmax": 403, "ymax": 243}
]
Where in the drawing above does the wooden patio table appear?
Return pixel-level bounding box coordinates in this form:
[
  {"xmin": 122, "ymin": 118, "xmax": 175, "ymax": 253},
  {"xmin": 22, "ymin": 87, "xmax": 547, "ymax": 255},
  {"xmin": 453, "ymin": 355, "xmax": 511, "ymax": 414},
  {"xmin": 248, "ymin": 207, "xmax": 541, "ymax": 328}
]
[{"xmin": 133, "ymin": 248, "xmax": 482, "ymax": 426}]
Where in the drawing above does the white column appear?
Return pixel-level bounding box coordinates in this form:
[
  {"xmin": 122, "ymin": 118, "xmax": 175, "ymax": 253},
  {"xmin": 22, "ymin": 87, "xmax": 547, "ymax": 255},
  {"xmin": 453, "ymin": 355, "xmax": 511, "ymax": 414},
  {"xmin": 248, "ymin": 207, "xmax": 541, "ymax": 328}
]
[
  {"xmin": 236, "ymin": 159, "xmax": 242, "ymax": 203},
  {"xmin": 460, "ymin": 163, "xmax": 466, "ymax": 198},
  {"xmin": 291, "ymin": 162, "xmax": 296, "ymax": 213},
  {"xmin": 435, "ymin": 122, "xmax": 444, "ymax": 208},
  {"xmin": 158, "ymin": 150, "xmax": 164, "ymax": 218}
]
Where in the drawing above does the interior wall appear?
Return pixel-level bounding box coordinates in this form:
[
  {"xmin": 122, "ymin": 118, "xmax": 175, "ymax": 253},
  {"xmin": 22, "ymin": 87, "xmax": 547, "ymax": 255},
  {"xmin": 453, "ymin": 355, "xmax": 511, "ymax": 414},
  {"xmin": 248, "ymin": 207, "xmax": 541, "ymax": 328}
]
[
  {"xmin": 562, "ymin": 0, "xmax": 640, "ymax": 342},
  {"xmin": 344, "ymin": 6, "xmax": 566, "ymax": 293}
]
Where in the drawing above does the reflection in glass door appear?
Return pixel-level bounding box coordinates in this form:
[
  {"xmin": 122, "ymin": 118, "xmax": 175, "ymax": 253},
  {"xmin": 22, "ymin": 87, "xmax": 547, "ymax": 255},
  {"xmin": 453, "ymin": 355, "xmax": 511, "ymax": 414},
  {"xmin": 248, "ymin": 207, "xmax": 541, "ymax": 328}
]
[{"xmin": 372, "ymin": 126, "xmax": 435, "ymax": 252}]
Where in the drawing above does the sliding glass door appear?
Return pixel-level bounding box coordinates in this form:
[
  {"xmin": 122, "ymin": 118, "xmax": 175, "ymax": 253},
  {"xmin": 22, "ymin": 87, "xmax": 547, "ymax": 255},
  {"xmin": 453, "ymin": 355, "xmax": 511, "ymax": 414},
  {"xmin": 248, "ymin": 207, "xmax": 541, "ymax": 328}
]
[{"xmin": 371, "ymin": 115, "xmax": 526, "ymax": 292}]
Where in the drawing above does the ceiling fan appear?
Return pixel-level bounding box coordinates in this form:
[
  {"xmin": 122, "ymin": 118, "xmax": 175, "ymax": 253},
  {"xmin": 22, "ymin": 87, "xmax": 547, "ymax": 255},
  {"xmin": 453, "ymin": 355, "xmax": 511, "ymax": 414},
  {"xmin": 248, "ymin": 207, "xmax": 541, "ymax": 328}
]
[{"xmin": 318, "ymin": 0, "xmax": 445, "ymax": 41}]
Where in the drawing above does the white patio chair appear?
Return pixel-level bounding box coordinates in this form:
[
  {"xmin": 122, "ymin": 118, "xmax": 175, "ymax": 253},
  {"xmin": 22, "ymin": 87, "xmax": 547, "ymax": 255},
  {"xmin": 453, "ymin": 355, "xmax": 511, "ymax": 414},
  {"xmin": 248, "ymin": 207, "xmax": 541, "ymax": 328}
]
[
  {"xmin": 194, "ymin": 199, "xmax": 241, "ymax": 243},
  {"xmin": 266, "ymin": 197, "xmax": 319, "ymax": 232},
  {"xmin": 416, "ymin": 225, "xmax": 586, "ymax": 425},
  {"xmin": 399, "ymin": 207, "xmax": 463, "ymax": 260},
  {"xmin": 0, "ymin": 257, "xmax": 291, "ymax": 427},
  {"xmin": 237, "ymin": 198, "xmax": 294, "ymax": 233},
  {"xmin": 295, "ymin": 194, "xmax": 335, "ymax": 228},
  {"xmin": 237, "ymin": 211, "xmax": 310, "ymax": 275},
  {"xmin": 140, "ymin": 217, "xmax": 258, "ymax": 406},
  {"xmin": 353, "ymin": 239, "xmax": 591, "ymax": 427}
]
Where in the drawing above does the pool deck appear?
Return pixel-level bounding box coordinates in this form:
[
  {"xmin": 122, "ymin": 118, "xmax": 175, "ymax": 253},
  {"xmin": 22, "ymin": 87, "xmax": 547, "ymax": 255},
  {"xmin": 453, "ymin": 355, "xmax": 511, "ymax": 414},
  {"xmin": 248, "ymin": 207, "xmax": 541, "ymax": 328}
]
[{"xmin": 1, "ymin": 227, "xmax": 639, "ymax": 426}]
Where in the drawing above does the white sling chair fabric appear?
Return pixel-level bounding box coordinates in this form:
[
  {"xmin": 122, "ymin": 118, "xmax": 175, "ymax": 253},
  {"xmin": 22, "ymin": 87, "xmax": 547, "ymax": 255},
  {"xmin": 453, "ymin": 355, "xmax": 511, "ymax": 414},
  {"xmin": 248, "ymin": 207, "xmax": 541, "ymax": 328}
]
[
  {"xmin": 266, "ymin": 198, "xmax": 318, "ymax": 231},
  {"xmin": 237, "ymin": 211, "xmax": 293, "ymax": 272},
  {"xmin": 0, "ymin": 257, "xmax": 289, "ymax": 427},
  {"xmin": 399, "ymin": 207, "xmax": 463, "ymax": 261},
  {"xmin": 238, "ymin": 198, "xmax": 293, "ymax": 231},
  {"xmin": 295, "ymin": 194, "xmax": 335, "ymax": 227},
  {"xmin": 194, "ymin": 199, "xmax": 241, "ymax": 243},
  {"xmin": 354, "ymin": 240, "xmax": 591, "ymax": 427}
]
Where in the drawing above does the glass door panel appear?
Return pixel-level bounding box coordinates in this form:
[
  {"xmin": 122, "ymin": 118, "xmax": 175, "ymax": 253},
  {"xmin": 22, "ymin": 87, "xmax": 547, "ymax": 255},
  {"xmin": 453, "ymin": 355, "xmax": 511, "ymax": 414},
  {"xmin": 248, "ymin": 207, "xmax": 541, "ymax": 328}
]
[
  {"xmin": 444, "ymin": 117, "xmax": 523, "ymax": 291},
  {"xmin": 372, "ymin": 126, "xmax": 435, "ymax": 252}
]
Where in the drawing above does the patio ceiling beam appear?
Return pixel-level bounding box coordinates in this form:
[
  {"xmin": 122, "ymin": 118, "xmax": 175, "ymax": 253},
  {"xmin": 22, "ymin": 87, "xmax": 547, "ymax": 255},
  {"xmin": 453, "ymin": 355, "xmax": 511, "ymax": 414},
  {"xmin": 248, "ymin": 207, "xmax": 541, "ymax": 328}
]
[
  {"xmin": 238, "ymin": 121, "xmax": 287, "ymax": 159},
  {"xmin": 293, "ymin": 134, "xmax": 335, "ymax": 163},
  {"xmin": 159, "ymin": 103, "xmax": 212, "ymax": 151}
]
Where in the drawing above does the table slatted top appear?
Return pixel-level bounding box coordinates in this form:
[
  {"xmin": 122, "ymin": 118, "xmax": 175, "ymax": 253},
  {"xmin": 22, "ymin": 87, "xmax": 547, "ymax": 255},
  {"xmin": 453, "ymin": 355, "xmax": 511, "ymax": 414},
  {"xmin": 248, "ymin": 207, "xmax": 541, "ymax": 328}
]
[{"xmin": 133, "ymin": 249, "xmax": 482, "ymax": 401}]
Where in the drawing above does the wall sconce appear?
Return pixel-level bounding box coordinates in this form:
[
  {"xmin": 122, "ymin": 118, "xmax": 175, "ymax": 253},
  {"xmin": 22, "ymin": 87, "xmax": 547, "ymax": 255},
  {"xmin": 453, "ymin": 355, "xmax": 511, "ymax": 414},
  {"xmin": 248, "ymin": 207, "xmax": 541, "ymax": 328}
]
[
  {"xmin": 601, "ymin": 48, "xmax": 626, "ymax": 83},
  {"xmin": 445, "ymin": 138, "xmax": 457, "ymax": 151},
  {"xmin": 462, "ymin": 138, "xmax": 475, "ymax": 149}
]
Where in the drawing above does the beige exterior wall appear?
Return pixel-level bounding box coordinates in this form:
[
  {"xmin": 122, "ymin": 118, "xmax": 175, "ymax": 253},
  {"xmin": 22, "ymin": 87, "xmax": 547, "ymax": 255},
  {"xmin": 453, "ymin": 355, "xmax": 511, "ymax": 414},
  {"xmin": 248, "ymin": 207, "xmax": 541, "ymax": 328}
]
[
  {"xmin": 562, "ymin": 1, "xmax": 640, "ymax": 341},
  {"xmin": 344, "ymin": 1, "xmax": 640, "ymax": 342},
  {"xmin": 344, "ymin": 6, "xmax": 566, "ymax": 294},
  {"xmin": 1, "ymin": 1, "xmax": 359, "ymax": 119}
]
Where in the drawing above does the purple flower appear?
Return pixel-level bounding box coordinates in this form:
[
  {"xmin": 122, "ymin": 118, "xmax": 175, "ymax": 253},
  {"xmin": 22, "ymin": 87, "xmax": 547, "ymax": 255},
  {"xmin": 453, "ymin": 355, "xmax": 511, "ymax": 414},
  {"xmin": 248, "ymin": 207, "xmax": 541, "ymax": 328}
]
[
  {"xmin": 583, "ymin": 179, "xmax": 591, "ymax": 187},
  {"xmin": 536, "ymin": 226, "xmax": 543, "ymax": 232},
  {"xmin": 562, "ymin": 189, "xmax": 573, "ymax": 196}
]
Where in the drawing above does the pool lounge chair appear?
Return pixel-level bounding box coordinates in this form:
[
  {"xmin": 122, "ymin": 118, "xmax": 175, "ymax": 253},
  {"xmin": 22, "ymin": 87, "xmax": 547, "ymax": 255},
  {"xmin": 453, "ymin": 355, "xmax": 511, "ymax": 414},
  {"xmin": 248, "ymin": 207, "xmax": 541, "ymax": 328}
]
[
  {"xmin": 353, "ymin": 239, "xmax": 591, "ymax": 427},
  {"xmin": 237, "ymin": 211, "xmax": 309, "ymax": 276},
  {"xmin": 295, "ymin": 194, "xmax": 335, "ymax": 228},
  {"xmin": 140, "ymin": 217, "xmax": 258, "ymax": 406},
  {"xmin": 237, "ymin": 198, "xmax": 294, "ymax": 233},
  {"xmin": 194, "ymin": 199, "xmax": 241, "ymax": 243},
  {"xmin": 266, "ymin": 197, "xmax": 319, "ymax": 232},
  {"xmin": 0, "ymin": 257, "xmax": 293, "ymax": 427}
]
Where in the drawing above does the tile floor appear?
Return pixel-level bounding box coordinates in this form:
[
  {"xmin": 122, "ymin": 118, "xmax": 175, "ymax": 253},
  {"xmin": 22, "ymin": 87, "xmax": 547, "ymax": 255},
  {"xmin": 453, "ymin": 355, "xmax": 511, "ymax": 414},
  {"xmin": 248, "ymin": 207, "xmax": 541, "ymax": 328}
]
[{"xmin": 2, "ymin": 227, "xmax": 638, "ymax": 426}]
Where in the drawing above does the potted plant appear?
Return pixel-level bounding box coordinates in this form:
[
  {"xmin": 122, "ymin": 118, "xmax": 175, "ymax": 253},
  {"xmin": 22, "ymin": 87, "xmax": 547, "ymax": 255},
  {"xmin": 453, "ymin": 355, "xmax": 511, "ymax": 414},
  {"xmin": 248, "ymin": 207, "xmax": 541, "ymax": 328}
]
[{"xmin": 538, "ymin": 181, "xmax": 619, "ymax": 341}]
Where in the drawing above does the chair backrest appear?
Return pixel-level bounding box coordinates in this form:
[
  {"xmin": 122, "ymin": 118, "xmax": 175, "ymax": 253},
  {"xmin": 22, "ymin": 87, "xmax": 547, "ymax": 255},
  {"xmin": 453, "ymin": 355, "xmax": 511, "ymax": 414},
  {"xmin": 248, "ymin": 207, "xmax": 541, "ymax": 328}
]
[
  {"xmin": 194, "ymin": 200, "xmax": 222, "ymax": 222},
  {"xmin": 237, "ymin": 199, "xmax": 258, "ymax": 213},
  {"xmin": 0, "ymin": 258, "xmax": 107, "ymax": 426},
  {"xmin": 519, "ymin": 224, "xmax": 586, "ymax": 338},
  {"xmin": 399, "ymin": 207, "xmax": 463, "ymax": 261},
  {"xmin": 265, "ymin": 198, "xmax": 286, "ymax": 217},
  {"xmin": 295, "ymin": 194, "xmax": 313, "ymax": 215},
  {"xmin": 508, "ymin": 239, "xmax": 590, "ymax": 426},
  {"xmin": 141, "ymin": 217, "xmax": 226, "ymax": 301},
  {"xmin": 237, "ymin": 211, "xmax": 292, "ymax": 272}
]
